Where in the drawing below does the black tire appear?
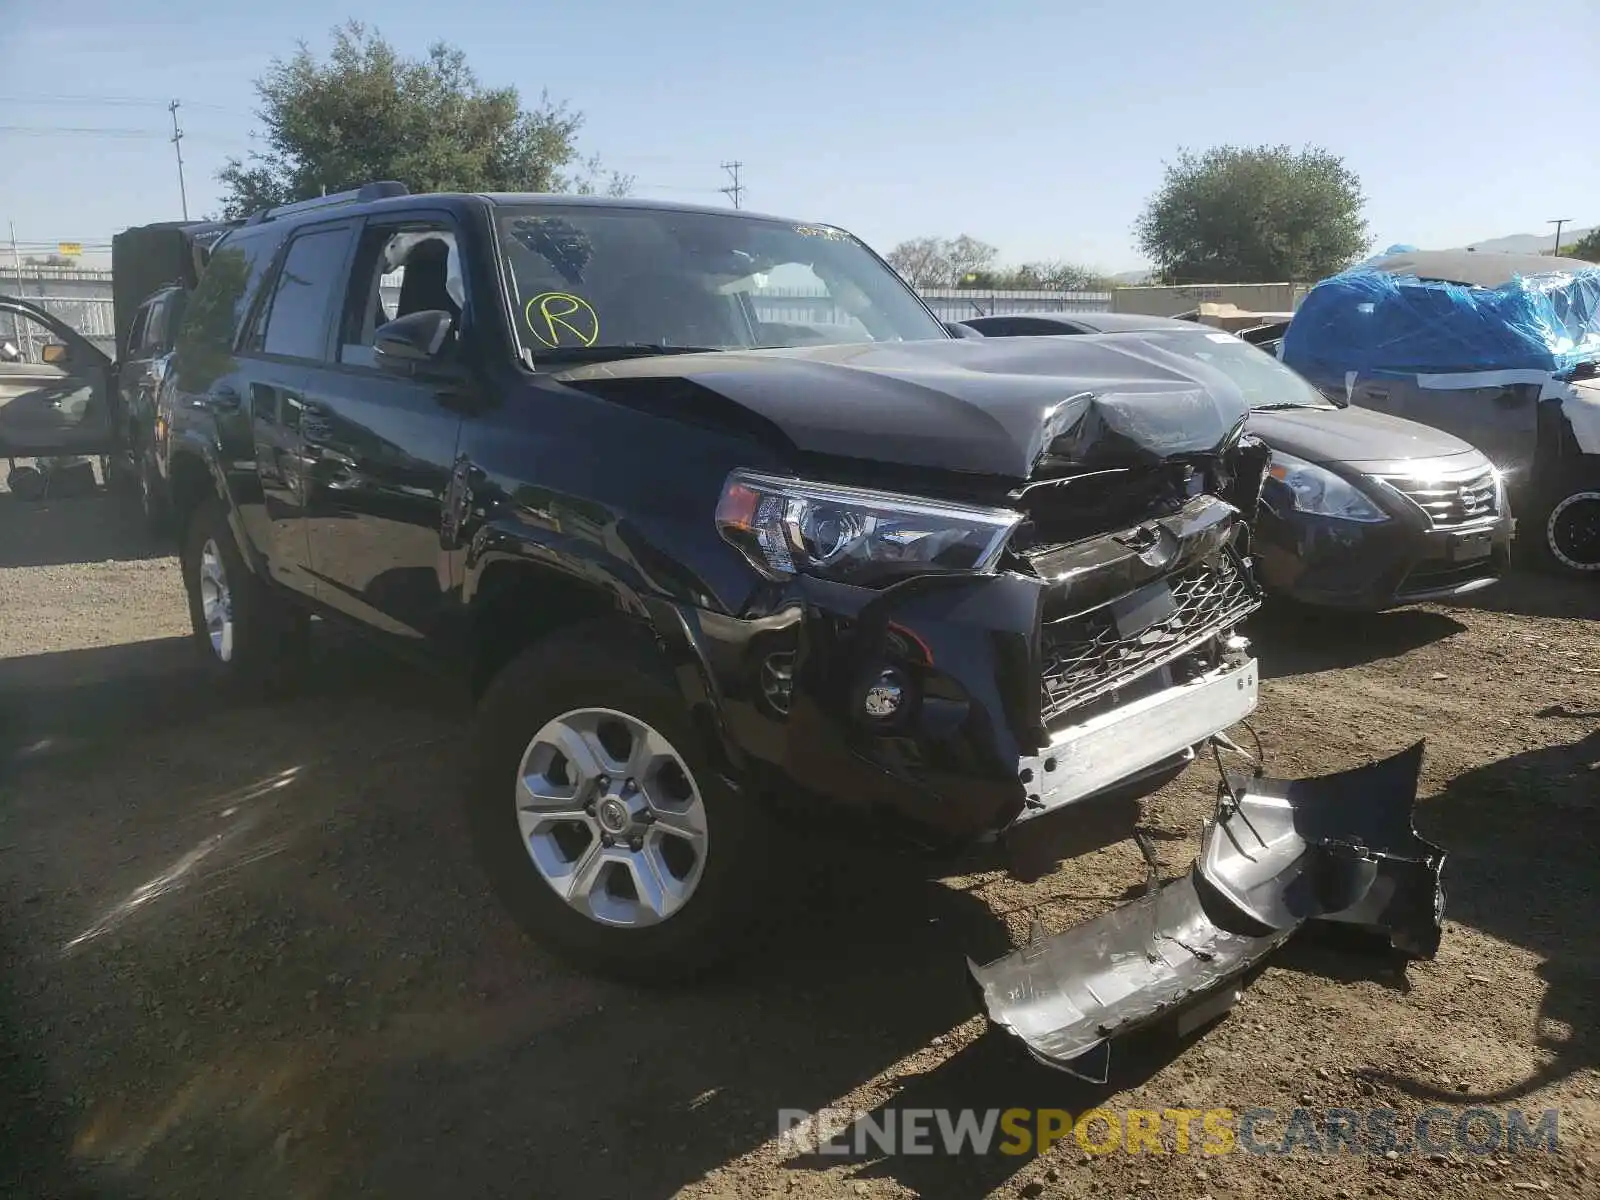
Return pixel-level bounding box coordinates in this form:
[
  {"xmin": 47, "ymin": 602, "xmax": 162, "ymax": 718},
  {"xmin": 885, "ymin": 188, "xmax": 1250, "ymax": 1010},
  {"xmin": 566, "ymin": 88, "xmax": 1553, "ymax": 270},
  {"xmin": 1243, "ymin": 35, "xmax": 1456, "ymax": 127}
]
[
  {"xmin": 469, "ymin": 619, "xmax": 777, "ymax": 982},
  {"xmin": 179, "ymin": 497, "xmax": 308, "ymax": 690},
  {"xmin": 1531, "ymin": 474, "xmax": 1600, "ymax": 579}
]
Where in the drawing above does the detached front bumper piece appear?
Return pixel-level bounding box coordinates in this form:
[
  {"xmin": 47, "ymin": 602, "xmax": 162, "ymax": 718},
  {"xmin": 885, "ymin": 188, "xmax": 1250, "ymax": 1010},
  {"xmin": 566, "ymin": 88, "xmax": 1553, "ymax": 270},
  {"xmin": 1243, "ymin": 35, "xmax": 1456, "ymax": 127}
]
[{"xmin": 970, "ymin": 740, "xmax": 1445, "ymax": 1076}]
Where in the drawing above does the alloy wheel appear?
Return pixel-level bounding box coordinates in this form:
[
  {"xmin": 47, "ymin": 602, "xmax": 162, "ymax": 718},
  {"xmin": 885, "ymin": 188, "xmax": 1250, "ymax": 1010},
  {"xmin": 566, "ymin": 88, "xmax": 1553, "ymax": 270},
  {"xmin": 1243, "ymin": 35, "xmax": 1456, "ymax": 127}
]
[{"xmin": 514, "ymin": 708, "xmax": 709, "ymax": 927}]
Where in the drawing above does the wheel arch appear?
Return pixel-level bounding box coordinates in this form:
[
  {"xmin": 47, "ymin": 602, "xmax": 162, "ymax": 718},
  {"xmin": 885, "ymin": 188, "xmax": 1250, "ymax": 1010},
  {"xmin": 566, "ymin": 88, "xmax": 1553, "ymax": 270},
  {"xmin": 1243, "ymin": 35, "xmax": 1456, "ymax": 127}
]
[{"xmin": 465, "ymin": 554, "xmax": 743, "ymax": 778}]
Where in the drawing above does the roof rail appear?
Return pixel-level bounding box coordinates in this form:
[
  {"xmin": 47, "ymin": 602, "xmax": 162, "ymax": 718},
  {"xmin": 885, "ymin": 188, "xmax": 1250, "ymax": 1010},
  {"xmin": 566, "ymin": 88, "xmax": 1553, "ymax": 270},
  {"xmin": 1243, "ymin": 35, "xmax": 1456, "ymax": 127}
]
[{"xmin": 243, "ymin": 181, "xmax": 410, "ymax": 226}]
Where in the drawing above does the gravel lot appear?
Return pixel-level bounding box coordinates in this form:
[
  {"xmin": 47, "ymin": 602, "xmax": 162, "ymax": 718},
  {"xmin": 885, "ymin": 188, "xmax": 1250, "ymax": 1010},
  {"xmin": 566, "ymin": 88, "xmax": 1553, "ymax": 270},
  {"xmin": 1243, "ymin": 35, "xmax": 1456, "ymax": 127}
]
[{"xmin": 2, "ymin": 488, "xmax": 1597, "ymax": 1200}]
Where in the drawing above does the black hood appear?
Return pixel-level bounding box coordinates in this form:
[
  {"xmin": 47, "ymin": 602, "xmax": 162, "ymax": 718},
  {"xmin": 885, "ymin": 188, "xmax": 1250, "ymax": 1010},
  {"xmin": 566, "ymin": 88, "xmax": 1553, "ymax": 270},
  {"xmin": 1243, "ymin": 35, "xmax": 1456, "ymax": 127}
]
[
  {"xmin": 555, "ymin": 338, "xmax": 1254, "ymax": 483},
  {"xmin": 1247, "ymin": 404, "xmax": 1478, "ymax": 470}
]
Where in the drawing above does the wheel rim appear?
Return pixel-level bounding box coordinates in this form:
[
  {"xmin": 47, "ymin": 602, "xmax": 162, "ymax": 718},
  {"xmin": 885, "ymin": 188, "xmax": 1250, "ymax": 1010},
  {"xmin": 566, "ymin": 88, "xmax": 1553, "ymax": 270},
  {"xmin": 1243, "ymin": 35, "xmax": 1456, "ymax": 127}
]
[
  {"xmin": 1547, "ymin": 492, "xmax": 1600, "ymax": 572},
  {"xmin": 515, "ymin": 708, "xmax": 709, "ymax": 928},
  {"xmin": 198, "ymin": 538, "xmax": 235, "ymax": 661}
]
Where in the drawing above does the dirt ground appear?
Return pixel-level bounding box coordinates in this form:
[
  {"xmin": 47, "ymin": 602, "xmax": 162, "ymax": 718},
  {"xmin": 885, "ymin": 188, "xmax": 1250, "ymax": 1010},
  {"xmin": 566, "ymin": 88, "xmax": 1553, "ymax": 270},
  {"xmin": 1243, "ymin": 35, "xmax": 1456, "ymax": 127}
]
[{"xmin": 1, "ymin": 487, "xmax": 1596, "ymax": 1200}]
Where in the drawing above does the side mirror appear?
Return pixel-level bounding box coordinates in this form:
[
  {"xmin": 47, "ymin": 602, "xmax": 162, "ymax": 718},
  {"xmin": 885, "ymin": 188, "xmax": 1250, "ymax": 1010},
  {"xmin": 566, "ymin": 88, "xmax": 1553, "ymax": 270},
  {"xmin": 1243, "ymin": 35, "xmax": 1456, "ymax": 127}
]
[
  {"xmin": 944, "ymin": 321, "xmax": 984, "ymax": 339},
  {"xmin": 41, "ymin": 342, "xmax": 70, "ymax": 366},
  {"xmin": 373, "ymin": 310, "xmax": 457, "ymax": 375}
]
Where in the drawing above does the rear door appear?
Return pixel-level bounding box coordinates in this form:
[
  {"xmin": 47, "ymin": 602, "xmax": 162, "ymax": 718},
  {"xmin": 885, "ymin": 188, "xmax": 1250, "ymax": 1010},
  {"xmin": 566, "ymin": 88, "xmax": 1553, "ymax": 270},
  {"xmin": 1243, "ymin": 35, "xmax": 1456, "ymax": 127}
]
[
  {"xmin": 0, "ymin": 297, "xmax": 117, "ymax": 459},
  {"xmin": 235, "ymin": 220, "xmax": 360, "ymax": 598}
]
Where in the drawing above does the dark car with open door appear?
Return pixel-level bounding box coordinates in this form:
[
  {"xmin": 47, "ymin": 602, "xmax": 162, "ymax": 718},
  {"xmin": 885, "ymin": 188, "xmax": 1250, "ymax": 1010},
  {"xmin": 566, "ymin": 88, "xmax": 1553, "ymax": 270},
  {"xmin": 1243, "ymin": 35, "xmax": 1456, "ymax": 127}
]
[
  {"xmin": 0, "ymin": 219, "xmax": 231, "ymax": 503},
  {"xmin": 0, "ymin": 297, "xmax": 122, "ymax": 499}
]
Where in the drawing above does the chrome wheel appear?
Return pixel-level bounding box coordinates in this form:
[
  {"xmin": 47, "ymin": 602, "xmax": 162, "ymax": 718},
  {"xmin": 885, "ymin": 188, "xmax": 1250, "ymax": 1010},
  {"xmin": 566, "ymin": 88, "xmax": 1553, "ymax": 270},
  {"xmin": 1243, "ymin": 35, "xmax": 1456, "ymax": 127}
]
[
  {"xmin": 198, "ymin": 538, "xmax": 234, "ymax": 661},
  {"xmin": 1547, "ymin": 491, "xmax": 1600, "ymax": 573},
  {"xmin": 515, "ymin": 707, "xmax": 708, "ymax": 927}
]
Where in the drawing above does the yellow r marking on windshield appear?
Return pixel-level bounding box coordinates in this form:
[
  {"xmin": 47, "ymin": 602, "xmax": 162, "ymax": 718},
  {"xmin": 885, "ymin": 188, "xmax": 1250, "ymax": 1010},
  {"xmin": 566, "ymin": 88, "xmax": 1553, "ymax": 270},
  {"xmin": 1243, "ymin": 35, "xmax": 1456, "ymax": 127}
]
[{"xmin": 525, "ymin": 292, "xmax": 600, "ymax": 348}]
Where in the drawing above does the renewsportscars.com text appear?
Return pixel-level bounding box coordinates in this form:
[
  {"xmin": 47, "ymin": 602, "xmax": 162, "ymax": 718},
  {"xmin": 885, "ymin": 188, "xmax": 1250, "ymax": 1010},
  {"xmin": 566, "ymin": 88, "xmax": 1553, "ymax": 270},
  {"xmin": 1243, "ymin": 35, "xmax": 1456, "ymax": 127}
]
[{"xmin": 776, "ymin": 1105, "xmax": 1560, "ymax": 1159}]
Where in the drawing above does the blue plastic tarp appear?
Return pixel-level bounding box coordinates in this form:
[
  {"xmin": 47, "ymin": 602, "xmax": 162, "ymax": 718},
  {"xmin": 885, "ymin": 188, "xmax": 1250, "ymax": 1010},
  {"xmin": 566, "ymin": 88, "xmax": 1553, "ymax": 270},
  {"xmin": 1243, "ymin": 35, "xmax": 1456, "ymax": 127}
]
[{"xmin": 1282, "ymin": 263, "xmax": 1600, "ymax": 382}]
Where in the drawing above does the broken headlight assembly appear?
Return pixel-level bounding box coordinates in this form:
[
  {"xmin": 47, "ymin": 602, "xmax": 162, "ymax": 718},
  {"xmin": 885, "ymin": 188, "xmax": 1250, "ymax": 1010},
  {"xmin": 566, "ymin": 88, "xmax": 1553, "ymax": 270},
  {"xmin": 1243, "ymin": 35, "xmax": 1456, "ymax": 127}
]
[
  {"xmin": 715, "ymin": 470, "xmax": 1021, "ymax": 586},
  {"xmin": 1264, "ymin": 450, "xmax": 1388, "ymax": 523}
]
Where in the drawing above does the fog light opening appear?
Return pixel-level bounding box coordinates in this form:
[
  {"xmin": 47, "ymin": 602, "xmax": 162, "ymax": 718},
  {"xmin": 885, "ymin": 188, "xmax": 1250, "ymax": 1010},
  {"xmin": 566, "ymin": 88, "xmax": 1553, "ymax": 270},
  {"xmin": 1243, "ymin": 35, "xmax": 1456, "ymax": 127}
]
[{"xmin": 862, "ymin": 668, "xmax": 906, "ymax": 720}]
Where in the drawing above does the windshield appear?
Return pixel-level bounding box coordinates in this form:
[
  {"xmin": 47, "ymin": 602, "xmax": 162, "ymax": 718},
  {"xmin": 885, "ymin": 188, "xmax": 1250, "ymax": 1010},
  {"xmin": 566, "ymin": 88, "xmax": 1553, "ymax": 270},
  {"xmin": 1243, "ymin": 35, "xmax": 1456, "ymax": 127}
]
[
  {"xmin": 1129, "ymin": 329, "xmax": 1340, "ymax": 409},
  {"xmin": 494, "ymin": 205, "xmax": 947, "ymax": 362}
]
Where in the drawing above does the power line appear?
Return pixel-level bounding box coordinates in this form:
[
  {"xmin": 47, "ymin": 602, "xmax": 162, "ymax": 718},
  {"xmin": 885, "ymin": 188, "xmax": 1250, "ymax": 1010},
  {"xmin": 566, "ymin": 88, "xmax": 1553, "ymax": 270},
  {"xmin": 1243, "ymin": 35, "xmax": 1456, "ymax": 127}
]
[
  {"xmin": 719, "ymin": 161, "xmax": 745, "ymax": 209},
  {"xmin": 0, "ymin": 93, "xmax": 239, "ymax": 112},
  {"xmin": 0, "ymin": 124, "xmax": 165, "ymax": 138}
]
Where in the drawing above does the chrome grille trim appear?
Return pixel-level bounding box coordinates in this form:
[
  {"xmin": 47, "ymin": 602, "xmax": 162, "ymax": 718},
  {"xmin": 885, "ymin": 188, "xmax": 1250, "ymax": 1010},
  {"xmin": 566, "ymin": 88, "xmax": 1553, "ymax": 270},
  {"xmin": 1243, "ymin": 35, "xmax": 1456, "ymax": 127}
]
[
  {"xmin": 1373, "ymin": 464, "xmax": 1500, "ymax": 530},
  {"xmin": 1039, "ymin": 551, "xmax": 1261, "ymax": 725}
]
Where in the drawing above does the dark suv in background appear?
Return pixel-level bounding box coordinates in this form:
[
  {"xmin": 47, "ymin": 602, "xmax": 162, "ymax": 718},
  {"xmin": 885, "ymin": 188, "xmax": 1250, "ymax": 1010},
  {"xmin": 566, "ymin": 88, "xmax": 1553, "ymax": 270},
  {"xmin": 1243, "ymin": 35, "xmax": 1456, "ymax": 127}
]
[{"xmin": 135, "ymin": 183, "xmax": 1441, "ymax": 1073}]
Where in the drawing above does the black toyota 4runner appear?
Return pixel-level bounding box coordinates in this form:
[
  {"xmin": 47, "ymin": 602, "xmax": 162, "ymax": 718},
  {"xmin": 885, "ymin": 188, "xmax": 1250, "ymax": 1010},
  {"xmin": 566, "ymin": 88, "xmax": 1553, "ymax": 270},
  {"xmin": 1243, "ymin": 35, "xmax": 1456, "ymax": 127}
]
[{"xmin": 143, "ymin": 184, "xmax": 1443, "ymax": 1064}]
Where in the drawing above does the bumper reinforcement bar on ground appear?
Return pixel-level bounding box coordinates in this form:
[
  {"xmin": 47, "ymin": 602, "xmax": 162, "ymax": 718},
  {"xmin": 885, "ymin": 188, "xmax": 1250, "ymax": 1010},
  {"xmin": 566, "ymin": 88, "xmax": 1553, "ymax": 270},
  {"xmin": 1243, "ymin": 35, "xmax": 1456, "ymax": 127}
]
[{"xmin": 970, "ymin": 740, "xmax": 1445, "ymax": 1078}]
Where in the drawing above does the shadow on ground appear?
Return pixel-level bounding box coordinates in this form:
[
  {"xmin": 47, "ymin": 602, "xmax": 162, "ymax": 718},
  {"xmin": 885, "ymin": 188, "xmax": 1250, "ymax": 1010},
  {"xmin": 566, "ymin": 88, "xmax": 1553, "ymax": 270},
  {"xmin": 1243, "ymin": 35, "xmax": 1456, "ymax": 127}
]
[
  {"xmin": 1442, "ymin": 570, "xmax": 1600, "ymax": 621},
  {"xmin": 0, "ymin": 490, "xmax": 164, "ymax": 570},
  {"xmin": 1247, "ymin": 601, "xmax": 1468, "ymax": 680},
  {"xmin": 1361, "ymin": 721, "xmax": 1600, "ymax": 1106},
  {"xmin": 0, "ymin": 628, "xmax": 1444, "ymax": 1200}
]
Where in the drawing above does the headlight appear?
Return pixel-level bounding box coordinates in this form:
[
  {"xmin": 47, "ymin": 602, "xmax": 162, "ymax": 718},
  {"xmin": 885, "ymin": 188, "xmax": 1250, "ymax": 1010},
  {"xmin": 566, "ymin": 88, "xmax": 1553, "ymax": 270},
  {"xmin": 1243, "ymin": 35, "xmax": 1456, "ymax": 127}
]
[
  {"xmin": 715, "ymin": 470, "xmax": 1022, "ymax": 585},
  {"xmin": 1265, "ymin": 451, "xmax": 1388, "ymax": 523}
]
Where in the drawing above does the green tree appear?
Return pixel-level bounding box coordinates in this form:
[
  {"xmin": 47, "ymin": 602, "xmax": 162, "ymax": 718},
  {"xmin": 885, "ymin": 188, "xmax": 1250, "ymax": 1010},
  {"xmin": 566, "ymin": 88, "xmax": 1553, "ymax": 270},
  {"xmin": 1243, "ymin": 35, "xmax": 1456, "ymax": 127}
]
[
  {"xmin": 1134, "ymin": 144, "xmax": 1370, "ymax": 284},
  {"xmin": 1564, "ymin": 227, "xmax": 1600, "ymax": 262},
  {"xmin": 217, "ymin": 22, "xmax": 631, "ymax": 218}
]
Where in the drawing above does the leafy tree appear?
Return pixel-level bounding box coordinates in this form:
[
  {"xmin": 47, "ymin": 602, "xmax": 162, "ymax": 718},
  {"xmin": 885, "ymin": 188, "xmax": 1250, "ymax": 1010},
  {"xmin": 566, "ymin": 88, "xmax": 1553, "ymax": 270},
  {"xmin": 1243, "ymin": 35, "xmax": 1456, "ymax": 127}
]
[
  {"xmin": 1565, "ymin": 228, "xmax": 1600, "ymax": 262},
  {"xmin": 217, "ymin": 22, "xmax": 631, "ymax": 218},
  {"xmin": 1134, "ymin": 144, "xmax": 1371, "ymax": 284},
  {"xmin": 885, "ymin": 236, "xmax": 954, "ymax": 287},
  {"xmin": 23, "ymin": 254, "xmax": 76, "ymax": 267},
  {"xmin": 885, "ymin": 236, "xmax": 1110, "ymax": 290}
]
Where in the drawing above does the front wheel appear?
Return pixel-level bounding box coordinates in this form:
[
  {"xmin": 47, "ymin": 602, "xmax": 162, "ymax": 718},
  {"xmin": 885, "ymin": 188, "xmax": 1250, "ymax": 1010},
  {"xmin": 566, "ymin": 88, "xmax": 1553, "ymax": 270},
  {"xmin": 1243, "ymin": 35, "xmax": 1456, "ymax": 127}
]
[
  {"xmin": 469, "ymin": 621, "xmax": 776, "ymax": 982},
  {"xmin": 1533, "ymin": 477, "xmax": 1600, "ymax": 578}
]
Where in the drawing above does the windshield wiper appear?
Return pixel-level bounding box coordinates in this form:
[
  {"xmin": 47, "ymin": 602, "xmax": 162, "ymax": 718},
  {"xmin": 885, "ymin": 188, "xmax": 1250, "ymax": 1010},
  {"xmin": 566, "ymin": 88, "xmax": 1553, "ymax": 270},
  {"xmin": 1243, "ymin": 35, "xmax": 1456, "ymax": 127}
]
[
  {"xmin": 1254, "ymin": 400, "xmax": 1340, "ymax": 411},
  {"xmin": 526, "ymin": 344, "xmax": 726, "ymax": 366}
]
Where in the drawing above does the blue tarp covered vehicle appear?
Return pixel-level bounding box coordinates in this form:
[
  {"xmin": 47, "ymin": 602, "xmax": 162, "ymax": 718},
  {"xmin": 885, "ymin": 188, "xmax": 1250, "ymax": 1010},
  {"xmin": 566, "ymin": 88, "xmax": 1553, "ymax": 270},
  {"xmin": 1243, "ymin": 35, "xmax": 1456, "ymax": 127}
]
[{"xmin": 1282, "ymin": 248, "xmax": 1600, "ymax": 575}]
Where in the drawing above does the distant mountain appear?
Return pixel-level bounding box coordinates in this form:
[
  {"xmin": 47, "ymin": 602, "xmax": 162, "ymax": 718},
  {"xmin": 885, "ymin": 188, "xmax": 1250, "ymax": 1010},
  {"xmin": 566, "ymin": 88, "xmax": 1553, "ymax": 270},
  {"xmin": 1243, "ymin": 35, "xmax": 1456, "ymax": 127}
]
[
  {"xmin": 1112, "ymin": 268, "xmax": 1154, "ymax": 284},
  {"xmin": 1451, "ymin": 227, "xmax": 1593, "ymax": 256}
]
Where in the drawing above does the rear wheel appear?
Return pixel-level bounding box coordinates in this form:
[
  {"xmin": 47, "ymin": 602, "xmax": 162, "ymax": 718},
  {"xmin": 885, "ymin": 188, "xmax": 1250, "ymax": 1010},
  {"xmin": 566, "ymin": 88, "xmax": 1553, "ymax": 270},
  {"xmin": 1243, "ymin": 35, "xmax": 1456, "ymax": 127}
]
[
  {"xmin": 179, "ymin": 498, "xmax": 308, "ymax": 688},
  {"xmin": 469, "ymin": 621, "xmax": 775, "ymax": 981}
]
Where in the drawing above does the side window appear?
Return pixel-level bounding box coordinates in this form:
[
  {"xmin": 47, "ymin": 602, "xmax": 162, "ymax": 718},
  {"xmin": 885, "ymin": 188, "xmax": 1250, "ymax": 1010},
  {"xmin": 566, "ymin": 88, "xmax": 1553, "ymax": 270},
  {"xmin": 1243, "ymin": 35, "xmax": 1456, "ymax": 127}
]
[
  {"xmin": 173, "ymin": 227, "xmax": 286, "ymax": 391},
  {"xmin": 144, "ymin": 297, "xmax": 170, "ymax": 352},
  {"xmin": 126, "ymin": 306, "xmax": 151, "ymax": 357},
  {"xmin": 338, "ymin": 225, "xmax": 463, "ymax": 367},
  {"xmin": 259, "ymin": 226, "xmax": 356, "ymax": 362}
]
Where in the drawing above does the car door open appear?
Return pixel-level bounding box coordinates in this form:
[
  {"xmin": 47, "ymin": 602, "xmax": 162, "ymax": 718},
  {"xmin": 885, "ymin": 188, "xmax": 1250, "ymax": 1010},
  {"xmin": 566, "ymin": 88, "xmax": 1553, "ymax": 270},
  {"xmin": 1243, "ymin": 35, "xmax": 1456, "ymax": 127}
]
[{"xmin": 0, "ymin": 297, "xmax": 119, "ymax": 462}]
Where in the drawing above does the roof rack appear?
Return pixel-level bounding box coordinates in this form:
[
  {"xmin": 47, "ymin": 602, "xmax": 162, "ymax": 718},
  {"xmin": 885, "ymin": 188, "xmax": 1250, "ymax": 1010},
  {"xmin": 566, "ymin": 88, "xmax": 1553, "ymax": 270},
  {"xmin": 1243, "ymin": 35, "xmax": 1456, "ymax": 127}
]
[{"xmin": 243, "ymin": 181, "xmax": 410, "ymax": 226}]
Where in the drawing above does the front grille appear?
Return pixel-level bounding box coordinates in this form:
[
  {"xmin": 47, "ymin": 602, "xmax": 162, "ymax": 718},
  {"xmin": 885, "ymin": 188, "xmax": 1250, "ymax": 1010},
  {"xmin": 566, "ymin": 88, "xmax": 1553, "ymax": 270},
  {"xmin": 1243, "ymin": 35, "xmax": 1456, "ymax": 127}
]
[
  {"xmin": 1040, "ymin": 552, "xmax": 1259, "ymax": 725},
  {"xmin": 1377, "ymin": 466, "xmax": 1499, "ymax": 530}
]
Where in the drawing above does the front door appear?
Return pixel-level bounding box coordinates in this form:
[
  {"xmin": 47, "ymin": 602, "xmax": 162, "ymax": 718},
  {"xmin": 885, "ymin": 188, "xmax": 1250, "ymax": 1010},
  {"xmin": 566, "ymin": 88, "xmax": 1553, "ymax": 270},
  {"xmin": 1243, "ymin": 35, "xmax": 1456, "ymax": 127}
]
[
  {"xmin": 300, "ymin": 216, "xmax": 468, "ymax": 644},
  {"xmin": 0, "ymin": 298, "xmax": 117, "ymax": 459}
]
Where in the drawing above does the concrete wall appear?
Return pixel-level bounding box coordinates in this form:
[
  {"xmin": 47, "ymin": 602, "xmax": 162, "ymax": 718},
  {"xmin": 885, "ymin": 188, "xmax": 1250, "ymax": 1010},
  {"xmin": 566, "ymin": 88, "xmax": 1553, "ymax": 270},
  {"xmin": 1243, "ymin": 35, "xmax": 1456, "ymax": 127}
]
[{"xmin": 1112, "ymin": 282, "xmax": 1309, "ymax": 318}]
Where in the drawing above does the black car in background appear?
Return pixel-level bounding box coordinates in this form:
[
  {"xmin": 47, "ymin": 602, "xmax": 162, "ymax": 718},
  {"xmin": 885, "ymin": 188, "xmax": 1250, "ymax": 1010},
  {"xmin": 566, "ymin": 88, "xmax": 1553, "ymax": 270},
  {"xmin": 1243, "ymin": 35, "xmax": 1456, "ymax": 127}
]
[{"xmin": 960, "ymin": 311, "xmax": 1515, "ymax": 610}]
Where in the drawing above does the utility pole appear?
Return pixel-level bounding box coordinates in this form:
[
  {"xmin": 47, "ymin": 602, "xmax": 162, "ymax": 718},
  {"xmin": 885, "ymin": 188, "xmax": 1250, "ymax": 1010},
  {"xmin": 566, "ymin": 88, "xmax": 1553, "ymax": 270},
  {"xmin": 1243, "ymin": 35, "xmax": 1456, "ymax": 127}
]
[
  {"xmin": 168, "ymin": 100, "xmax": 189, "ymax": 220},
  {"xmin": 720, "ymin": 161, "xmax": 745, "ymax": 210},
  {"xmin": 8, "ymin": 221, "xmax": 33, "ymax": 359},
  {"xmin": 1549, "ymin": 218, "xmax": 1572, "ymax": 255}
]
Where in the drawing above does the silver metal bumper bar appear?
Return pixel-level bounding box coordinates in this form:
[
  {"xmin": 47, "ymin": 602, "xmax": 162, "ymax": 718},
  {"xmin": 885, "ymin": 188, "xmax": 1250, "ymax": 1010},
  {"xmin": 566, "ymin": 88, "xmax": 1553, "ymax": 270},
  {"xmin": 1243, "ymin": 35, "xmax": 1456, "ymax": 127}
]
[{"xmin": 1015, "ymin": 656, "xmax": 1259, "ymax": 822}]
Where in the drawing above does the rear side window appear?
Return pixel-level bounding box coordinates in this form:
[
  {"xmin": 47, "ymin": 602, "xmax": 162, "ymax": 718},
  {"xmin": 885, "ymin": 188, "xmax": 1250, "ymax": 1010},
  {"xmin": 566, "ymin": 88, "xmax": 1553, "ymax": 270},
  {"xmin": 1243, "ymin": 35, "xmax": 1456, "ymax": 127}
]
[
  {"xmin": 259, "ymin": 227, "xmax": 355, "ymax": 361},
  {"xmin": 173, "ymin": 226, "xmax": 287, "ymax": 390}
]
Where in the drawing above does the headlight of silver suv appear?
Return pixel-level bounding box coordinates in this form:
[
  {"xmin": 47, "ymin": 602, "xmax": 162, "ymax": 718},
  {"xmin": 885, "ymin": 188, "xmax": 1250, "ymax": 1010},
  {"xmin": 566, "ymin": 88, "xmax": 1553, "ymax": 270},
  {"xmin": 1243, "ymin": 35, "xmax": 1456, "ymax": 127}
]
[
  {"xmin": 715, "ymin": 470, "xmax": 1022, "ymax": 585},
  {"xmin": 1265, "ymin": 451, "xmax": 1388, "ymax": 523}
]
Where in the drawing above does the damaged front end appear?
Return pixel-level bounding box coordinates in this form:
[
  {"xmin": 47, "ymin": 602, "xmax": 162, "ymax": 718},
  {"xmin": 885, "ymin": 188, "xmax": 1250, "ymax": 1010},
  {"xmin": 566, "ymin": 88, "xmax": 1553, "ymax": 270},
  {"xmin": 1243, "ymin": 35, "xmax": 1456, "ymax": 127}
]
[{"xmin": 970, "ymin": 740, "xmax": 1447, "ymax": 1077}]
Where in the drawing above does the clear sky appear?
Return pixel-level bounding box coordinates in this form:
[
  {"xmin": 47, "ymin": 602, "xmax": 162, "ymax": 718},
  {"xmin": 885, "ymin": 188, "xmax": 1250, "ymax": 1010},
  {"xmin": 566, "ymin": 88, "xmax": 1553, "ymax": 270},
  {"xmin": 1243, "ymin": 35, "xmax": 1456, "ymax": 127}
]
[{"xmin": 2, "ymin": 0, "xmax": 1595, "ymax": 272}]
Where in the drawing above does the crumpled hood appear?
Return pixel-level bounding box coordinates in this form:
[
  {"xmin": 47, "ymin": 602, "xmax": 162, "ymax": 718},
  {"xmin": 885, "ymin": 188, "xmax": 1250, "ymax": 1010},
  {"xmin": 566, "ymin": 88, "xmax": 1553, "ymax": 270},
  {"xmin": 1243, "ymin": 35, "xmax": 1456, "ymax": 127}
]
[{"xmin": 555, "ymin": 337, "xmax": 1254, "ymax": 481}]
